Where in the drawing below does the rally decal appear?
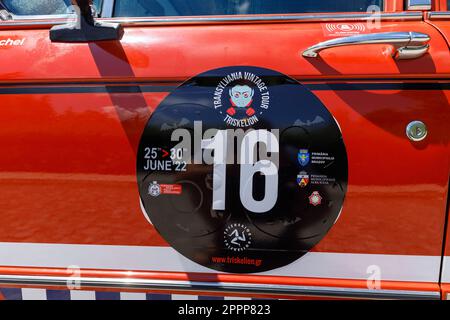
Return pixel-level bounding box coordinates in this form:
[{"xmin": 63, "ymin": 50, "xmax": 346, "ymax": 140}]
[
  {"xmin": 322, "ymin": 23, "xmax": 368, "ymax": 38},
  {"xmin": 137, "ymin": 66, "xmax": 348, "ymax": 273}
]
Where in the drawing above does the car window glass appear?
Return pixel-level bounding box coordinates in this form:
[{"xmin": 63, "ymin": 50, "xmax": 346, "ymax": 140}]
[
  {"xmin": 2, "ymin": 0, "xmax": 102, "ymax": 16},
  {"xmin": 113, "ymin": 0, "xmax": 384, "ymax": 17}
]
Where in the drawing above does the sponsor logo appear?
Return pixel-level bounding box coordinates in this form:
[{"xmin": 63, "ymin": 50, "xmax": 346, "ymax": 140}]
[
  {"xmin": 148, "ymin": 181, "xmax": 161, "ymax": 197},
  {"xmin": 0, "ymin": 38, "xmax": 25, "ymax": 47},
  {"xmin": 297, "ymin": 171, "xmax": 309, "ymax": 188},
  {"xmin": 298, "ymin": 149, "xmax": 310, "ymax": 167},
  {"xmin": 311, "ymin": 151, "xmax": 335, "ymax": 165},
  {"xmin": 148, "ymin": 181, "xmax": 182, "ymax": 197},
  {"xmin": 224, "ymin": 223, "xmax": 252, "ymax": 252},
  {"xmin": 310, "ymin": 174, "xmax": 336, "ymax": 186},
  {"xmin": 309, "ymin": 191, "xmax": 323, "ymax": 206},
  {"xmin": 324, "ymin": 23, "xmax": 366, "ymax": 37},
  {"xmin": 213, "ymin": 71, "xmax": 270, "ymax": 128},
  {"xmin": 160, "ymin": 184, "xmax": 183, "ymax": 195}
]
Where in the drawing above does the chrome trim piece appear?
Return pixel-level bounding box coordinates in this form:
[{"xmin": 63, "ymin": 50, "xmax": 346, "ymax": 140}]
[
  {"xmin": 428, "ymin": 12, "xmax": 450, "ymax": 20},
  {"xmin": 303, "ymin": 31, "xmax": 430, "ymax": 60},
  {"xmin": 0, "ymin": 275, "xmax": 440, "ymax": 300},
  {"xmin": 0, "ymin": 12, "xmax": 423, "ymax": 28},
  {"xmin": 110, "ymin": 12, "xmax": 422, "ymax": 24},
  {"xmin": 9, "ymin": 13, "xmax": 74, "ymax": 21},
  {"xmin": 406, "ymin": 0, "xmax": 431, "ymax": 11},
  {"xmin": 101, "ymin": 0, "xmax": 114, "ymax": 18}
]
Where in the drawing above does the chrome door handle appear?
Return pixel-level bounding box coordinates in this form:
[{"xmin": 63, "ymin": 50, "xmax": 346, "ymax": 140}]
[{"xmin": 302, "ymin": 31, "xmax": 430, "ymax": 60}]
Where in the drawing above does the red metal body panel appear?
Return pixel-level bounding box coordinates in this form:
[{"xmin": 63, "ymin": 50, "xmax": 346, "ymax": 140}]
[
  {"xmin": 430, "ymin": 20, "xmax": 450, "ymax": 45},
  {"xmin": 1, "ymin": 22, "xmax": 449, "ymax": 80},
  {"xmin": 0, "ymin": 266, "xmax": 440, "ymax": 300},
  {"xmin": 0, "ymin": 22, "xmax": 448, "ymax": 251},
  {"xmin": 0, "ymin": 4, "xmax": 448, "ymax": 299}
]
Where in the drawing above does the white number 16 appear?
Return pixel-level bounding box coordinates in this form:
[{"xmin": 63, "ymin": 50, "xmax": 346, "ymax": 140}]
[{"xmin": 202, "ymin": 130, "xmax": 279, "ymax": 214}]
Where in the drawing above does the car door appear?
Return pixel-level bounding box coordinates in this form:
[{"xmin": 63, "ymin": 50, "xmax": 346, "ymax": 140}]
[{"xmin": 0, "ymin": 0, "xmax": 448, "ymax": 300}]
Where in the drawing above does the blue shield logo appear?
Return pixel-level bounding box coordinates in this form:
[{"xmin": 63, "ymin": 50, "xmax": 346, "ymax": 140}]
[{"xmin": 298, "ymin": 149, "xmax": 310, "ymax": 167}]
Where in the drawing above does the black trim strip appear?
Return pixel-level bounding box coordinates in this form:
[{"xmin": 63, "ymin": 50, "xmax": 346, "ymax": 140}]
[
  {"xmin": 0, "ymin": 82, "xmax": 448, "ymax": 95},
  {"xmin": 306, "ymin": 83, "xmax": 450, "ymax": 91}
]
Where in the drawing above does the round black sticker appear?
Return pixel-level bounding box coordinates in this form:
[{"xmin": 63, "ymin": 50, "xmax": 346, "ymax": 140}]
[{"xmin": 137, "ymin": 66, "xmax": 348, "ymax": 273}]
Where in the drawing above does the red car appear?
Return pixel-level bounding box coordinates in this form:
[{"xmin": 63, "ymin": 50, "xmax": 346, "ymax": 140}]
[{"xmin": 0, "ymin": 0, "xmax": 448, "ymax": 300}]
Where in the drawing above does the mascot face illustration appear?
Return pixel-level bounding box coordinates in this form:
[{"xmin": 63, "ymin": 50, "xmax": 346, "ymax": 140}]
[
  {"xmin": 227, "ymin": 84, "xmax": 256, "ymax": 117},
  {"xmin": 229, "ymin": 85, "xmax": 254, "ymax": 108}
]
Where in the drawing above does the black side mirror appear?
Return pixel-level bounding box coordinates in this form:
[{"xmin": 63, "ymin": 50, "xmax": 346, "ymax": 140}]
[{"xmin": 50, "ymin": 0, "xmax": 123, "ymax": 42}]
